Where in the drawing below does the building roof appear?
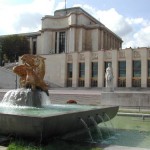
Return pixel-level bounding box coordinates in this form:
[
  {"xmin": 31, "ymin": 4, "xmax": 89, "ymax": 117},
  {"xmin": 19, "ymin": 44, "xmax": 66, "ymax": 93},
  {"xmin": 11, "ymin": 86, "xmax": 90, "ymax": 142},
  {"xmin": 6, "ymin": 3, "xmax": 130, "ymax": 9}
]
[{"xmin": 54, "ymin": 7, "xmax": 122, "ymax": 41}]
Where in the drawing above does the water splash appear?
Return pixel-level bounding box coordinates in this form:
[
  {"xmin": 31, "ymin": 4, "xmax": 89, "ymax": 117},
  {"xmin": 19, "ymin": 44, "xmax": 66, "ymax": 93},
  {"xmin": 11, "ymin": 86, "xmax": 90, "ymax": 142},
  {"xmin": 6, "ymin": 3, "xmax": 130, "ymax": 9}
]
[
  {"xmin": 89, "ymin": 116, "xmax": 103, "ymax": 140},
  {"xmin": 80, "ymin": 118, "xmax": 94, "ymax": 142},
  {"xmin": 97, "ymin": 114, "xmax": 111, "ymax": 137},
  {"xmin": 1, "ymin": 88, "xmax": 51, "ymax": 107},
  {"xmin": 105, "ymin": 113, "xmax": 115, "ymax": 130}
]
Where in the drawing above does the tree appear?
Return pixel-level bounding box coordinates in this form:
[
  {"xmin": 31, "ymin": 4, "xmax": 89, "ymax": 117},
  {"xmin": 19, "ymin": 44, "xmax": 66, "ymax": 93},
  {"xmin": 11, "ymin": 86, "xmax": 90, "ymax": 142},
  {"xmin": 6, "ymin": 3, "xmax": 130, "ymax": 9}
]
[{"xmin": 1, "ymin": 35, "xmax": 30, "ymax": 62}]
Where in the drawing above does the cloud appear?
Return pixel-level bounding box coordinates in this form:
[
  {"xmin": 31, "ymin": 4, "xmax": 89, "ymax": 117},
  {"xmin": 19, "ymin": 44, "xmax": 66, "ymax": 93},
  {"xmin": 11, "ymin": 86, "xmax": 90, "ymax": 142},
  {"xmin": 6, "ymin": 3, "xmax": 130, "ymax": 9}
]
[
  {"xmin": 0, "ymin": 0, "xmax": 56, "ymax": 35},
  {"xmin": 95, "ymin": 8, "xmax": 133, "ymax": 37},
  {"xmin": 133, "ymin": 25, "xmax": 150, "ymax": 47},
  {"xmin": 14, "ymin": 13, "xmax": 43, "ymax": 33},
  {"xmin": 73, "ymin": 4, "xmax": 150, "ymax": 48},
  {"xmin": 123, "ymin": 17, "xmax": 150, "ymax": 48},
  {"xmin": 0, "ymin": 1, "xmax": 150, "ymax": 49}
]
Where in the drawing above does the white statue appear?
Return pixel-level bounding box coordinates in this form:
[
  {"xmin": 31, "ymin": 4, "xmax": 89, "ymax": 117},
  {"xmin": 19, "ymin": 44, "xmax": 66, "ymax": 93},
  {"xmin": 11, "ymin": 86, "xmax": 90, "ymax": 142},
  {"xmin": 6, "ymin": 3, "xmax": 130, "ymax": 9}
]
[{"xmin": 105, "ymin": 63, "xmax": 113, "ymax": 88}]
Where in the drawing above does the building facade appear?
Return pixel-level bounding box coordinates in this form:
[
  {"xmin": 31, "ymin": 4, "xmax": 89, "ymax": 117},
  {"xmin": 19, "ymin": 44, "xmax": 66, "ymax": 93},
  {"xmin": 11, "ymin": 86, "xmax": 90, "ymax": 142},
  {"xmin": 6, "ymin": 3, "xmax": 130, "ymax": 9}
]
[{"xmin": 1, "ymin": 7, "xmax": 150, "ymax": 88}]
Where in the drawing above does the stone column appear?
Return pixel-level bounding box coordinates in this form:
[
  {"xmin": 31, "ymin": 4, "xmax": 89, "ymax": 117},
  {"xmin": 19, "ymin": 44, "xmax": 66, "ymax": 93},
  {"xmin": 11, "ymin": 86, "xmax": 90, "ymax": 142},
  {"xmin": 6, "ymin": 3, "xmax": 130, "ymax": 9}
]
[
  {"xmin": 56, "ymin": 32, "xmax": 59, "ymax": 54},
  {"xmin": 125, "ymin": 48, "xmax": 132, "ymax": 87},
  {"xmin": 29, "ymin": 37, "xmax": 33, "ymax": 54},
  {"xmin": 68, "ymin": 28, "xmax": 76, "ymax": 53},
  {"xmin": 92, "ymin": 29, "xmax": 99, "ymax": 51},
  {"xmin": 85, "ymin": 52, "xmax": 91, "ymax": 87},
  {"xmin": 100, "ymin": 30, "xmax": 104, "ymax": 50},
  {"xmin": 41, "ymin": 31, "xmax": 52, "ymax": 54},
  {"xmin": 72, "ymin": 53, "xmax": 78, "ymax": 87},
  {"xmin": 112, "ymin": 49, "xmax": 118, "ymax": 87},
  {"xmin": 60, "ymin": 54, "xmax": 67, "ymax": 87},
  {"xmin": 98, "ymin": 51, "xmax": 104, "ymax": 87},
  {"xmin": 141, "ymin": 49, "xmax": 147, "ymax": 87},
  {"xmin": 78, "ymin": 28, "xmax": 85, "ymax": 52}
]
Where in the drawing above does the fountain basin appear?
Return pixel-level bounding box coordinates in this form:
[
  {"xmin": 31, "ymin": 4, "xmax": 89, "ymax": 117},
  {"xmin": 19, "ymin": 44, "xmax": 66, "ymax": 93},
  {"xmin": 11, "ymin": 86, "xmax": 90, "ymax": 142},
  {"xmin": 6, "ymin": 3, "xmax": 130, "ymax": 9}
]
[{"xmin": 0, "ymin": 104, "xmax": 118, "ymax": 139}]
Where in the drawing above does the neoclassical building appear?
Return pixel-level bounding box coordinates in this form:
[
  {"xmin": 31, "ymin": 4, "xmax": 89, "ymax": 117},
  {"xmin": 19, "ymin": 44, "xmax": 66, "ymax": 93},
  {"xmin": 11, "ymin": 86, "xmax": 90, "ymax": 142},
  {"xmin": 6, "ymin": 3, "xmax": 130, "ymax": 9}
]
[{"xmin": 1, "ymin": 7, "xmax": 150, "ymax": 88}]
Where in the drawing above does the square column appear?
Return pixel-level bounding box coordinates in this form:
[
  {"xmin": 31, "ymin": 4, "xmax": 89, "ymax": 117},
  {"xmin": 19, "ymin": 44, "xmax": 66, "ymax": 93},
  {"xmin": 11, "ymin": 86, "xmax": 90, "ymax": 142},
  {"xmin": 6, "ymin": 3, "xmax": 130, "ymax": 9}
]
[
  {"xmin": 68, "ymin": 28, "xmax": 76, "ymax": 53},
  {"xmin": 72, "ymin": 53, "xmax": 78, "ymax": 87},
  {"xmin": 60, "ymin": 54, "xmax": 67, "ymax": 87},
  {"xmin": 141, "ymin": 49, "xmax": 148, "ymax": 87},
  {"xmin": 29, "ymin": 37, "xmax": 33, "ymax": 54},
  {"xmin": 125, "ymin": 49, "xmax": 132, "ymax": 87},
  {"xmin": 112, "ymin": 50, "xmax": 118, "ymax": 87},
  {"xmin": 100, "ymin": 30, "xmax": 104, "ymax": 50},
  {"xmin": 78, "ymin": 28, "xmax": 85, "ymax": 52},
  {"xmin": 98, "ymin": 51, "xmax": 104, "ymax": 87},
  {"xmin": 85, "ymin": 52, "xmax": 91, "ymax": 87}
]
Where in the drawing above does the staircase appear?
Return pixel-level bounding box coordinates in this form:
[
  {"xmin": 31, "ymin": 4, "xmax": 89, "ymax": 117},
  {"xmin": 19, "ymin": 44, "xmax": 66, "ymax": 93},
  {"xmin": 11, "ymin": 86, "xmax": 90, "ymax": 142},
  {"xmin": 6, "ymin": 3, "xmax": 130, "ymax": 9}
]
[{"xmin": 0, "ymin": 63, "xmax": 17, "ymax": 89}]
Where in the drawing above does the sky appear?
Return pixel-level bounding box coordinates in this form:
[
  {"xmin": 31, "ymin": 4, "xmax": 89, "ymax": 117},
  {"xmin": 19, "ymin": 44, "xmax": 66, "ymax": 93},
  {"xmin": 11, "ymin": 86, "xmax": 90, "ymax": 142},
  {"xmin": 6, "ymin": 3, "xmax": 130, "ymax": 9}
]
[{"xmin": 0, "ymin": 0, "xmax": 150, "ymax": 49}]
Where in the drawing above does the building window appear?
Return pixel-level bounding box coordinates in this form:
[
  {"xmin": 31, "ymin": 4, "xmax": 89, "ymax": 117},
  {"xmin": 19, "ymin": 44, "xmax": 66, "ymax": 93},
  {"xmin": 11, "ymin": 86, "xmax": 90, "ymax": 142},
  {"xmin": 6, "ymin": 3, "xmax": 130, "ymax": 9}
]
[
  {"xmin": 33, "ymin": 41, "xmax": 36, "ymax": 54},
  {"xmin": 78, "ymin": 63, "xmax": 85, "ymax": 87},
  {"xmin": 133, "ymin": 61, "xmax": 141, "ymax": 77},
  {"xmin": 59, "ymin": 32, "xmax": 66, "ymax": 53},
  {"xmin": 148, "ymin": 60, "xmax": 150, "ymax": 77},
  {"xmin": 118, "ymin": 61, "xmax": 126, "ymax": 87},
  {"xmin": 55, "ymin": 32, "xmax": 57, "ymax": 54},
  {"xmin": 67, "ymin": 63, "xmax": 72, "ymax": 87},
  {"xmin": 79, "ymin": 63, "xmax": 85, "ymax": 78},
  {"xmin": 132, "ymin": 60, "xmax": 141, "ymax": 87},
  {"xmin": 91, "ymin": 62, "xmax": 98, "ymax": 87},
  {"xmin": 55, "ymin": 32, "xmax": 66, "ymax": 54},
  {"xmin": 147, "ymin": 60, "xmax": 150, "ymax": 87}
]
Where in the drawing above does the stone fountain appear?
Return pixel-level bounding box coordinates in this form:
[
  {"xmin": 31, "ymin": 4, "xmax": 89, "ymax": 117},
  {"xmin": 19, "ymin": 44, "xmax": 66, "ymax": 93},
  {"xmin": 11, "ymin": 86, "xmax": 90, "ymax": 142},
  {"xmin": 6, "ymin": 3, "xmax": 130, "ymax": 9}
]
[{"xmin": 0, "ymin": 54, "xmax": 119, "ymax": 139}]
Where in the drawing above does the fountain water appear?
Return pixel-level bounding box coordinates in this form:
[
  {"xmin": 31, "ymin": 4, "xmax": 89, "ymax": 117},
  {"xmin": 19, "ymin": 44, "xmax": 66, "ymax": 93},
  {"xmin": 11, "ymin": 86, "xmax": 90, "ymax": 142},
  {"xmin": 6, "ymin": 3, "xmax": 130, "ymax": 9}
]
[
  {"xmin": 0, "ymin": 54, "xmax": 119, "ymax": 140},
  {"xmin": 105, "ymin": 113, "xmax": 115, "ymax": 129},
  {"xmin": 89, "ymin": 116, "xmax": 103, "ymax": 140},
  {"xmin": 1, "ymin": 88, "xmax": 51, "ymax": 107},
  {"xmin": 97, "ymin": 114, "xmax": 111, "ymax": 137},
  {"xmin": 80, "ymin": 118, "xmax": 94, "ymax": 142}
]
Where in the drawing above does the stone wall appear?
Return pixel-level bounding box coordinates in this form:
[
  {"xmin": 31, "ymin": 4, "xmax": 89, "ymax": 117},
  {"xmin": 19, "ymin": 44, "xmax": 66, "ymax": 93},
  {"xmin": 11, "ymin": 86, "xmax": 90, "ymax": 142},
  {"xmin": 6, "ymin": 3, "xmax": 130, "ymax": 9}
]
[{"xmin": 101, "ymin": 92, "xmax": 150, "ymax": 108}]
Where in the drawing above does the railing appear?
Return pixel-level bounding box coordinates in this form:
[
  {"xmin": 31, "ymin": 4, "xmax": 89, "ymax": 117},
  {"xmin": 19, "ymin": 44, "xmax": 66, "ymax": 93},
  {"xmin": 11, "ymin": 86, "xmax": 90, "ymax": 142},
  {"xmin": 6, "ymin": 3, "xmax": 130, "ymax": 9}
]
[
  {"xmin": 118, "ymin": 77, "xmax": 126, "ymax": 87},
  {"xmin": 78, "ymin": 78, "xmax": 85, "ymax": 87},
  {"xmin": 132, "ymin": 77, "xmax": 141, "ymax": 87},
  {"xmin": 91, "ymin": 78, "xmax": 98, "ymax": 87}
]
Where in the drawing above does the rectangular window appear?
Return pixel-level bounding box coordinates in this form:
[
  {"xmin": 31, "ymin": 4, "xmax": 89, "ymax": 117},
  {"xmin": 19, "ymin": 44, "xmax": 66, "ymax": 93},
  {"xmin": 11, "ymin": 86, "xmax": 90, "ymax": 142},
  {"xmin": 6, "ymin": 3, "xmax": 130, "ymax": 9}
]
[
  {"xmin": 118, "ymin": 61, "xmax": 126, "ymax": 77},
  {"xmin": 59, "ymin": 32, "xmax": 65, "ymax": 53},
  {"xmin": 133, "ymin": 61, "xmax": 141, "ymax": 77},
  {"xmin": 147, "ymin": 60, "xmax": 150, "ymax": 87},
  {"xmin": 118, "ymin": 61, "xmax": 126, "ymax": 87},
  {"xmin": 67, "ymin": 63, "xmax": 72, "ymax": 78},
  {"xmin": 148, "ymin": 60, "xmax": 150, "ymax": 77},
  {"xmin": 78, "ymin": 63, "xmax": 85, "ymax": 87},
  {"xmin": 92, "ymin": 62, "xmax": 98, "ymax": 78},
  {"xmin": 91, "ymin": 62, "xmax": 98, "ymax": 87},
  {"xmin": 79, "ymin": 63, "xmax": 85, "ymax": 78},
  {"xmin": 55, "ymin": 32, "xmax": 57, "ymax": 53},
  {"xmin": 67, "ymin": 63, "xmax": 72, "ymax": 87}
]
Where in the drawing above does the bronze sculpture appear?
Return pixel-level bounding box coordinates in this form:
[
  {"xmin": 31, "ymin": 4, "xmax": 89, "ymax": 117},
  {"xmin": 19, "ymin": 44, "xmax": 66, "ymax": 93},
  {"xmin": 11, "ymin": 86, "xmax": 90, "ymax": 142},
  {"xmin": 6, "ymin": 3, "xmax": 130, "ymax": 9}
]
[{"xmin": 13, "ymin": 54, "xmax": 49, "ymax": 95}]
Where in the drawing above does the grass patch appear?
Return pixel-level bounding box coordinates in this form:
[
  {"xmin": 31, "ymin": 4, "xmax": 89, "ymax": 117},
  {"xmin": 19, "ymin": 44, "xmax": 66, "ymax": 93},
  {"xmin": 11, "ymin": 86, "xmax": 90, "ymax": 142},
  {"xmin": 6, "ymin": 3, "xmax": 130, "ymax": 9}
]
[{"xmin": 7, "ymin": 139, "xmax": 103, "ymax": 150}]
